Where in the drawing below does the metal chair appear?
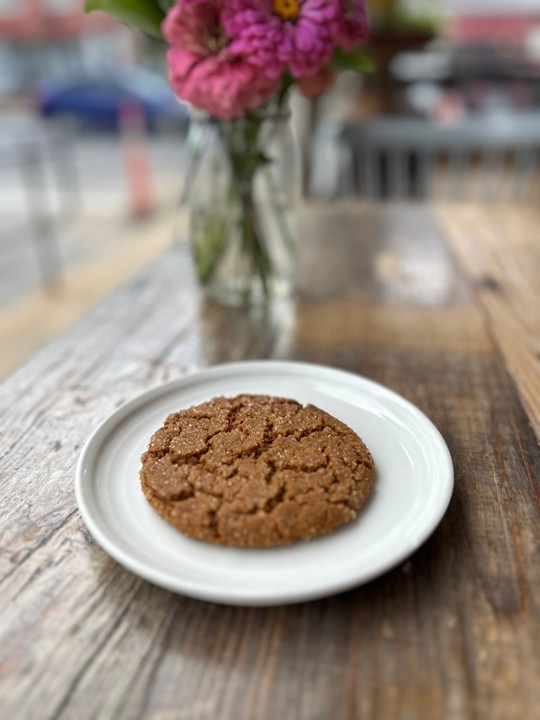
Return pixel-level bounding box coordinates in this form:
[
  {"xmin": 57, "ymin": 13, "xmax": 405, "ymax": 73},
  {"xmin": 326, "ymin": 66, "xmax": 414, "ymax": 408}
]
[{"xmin": 337, "ymin": 111, "xmax": 540, "ymax": 203}]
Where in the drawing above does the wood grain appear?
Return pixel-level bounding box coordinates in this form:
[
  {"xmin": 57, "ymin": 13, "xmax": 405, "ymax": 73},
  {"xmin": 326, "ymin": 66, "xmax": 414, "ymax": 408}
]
[
  {"xmin": 438, "ymin": 204, "xmax": 540, "ymax": 439},
  {"xmin": 0, "ymin": 203, "xmax": 538, "ymax": 720}
]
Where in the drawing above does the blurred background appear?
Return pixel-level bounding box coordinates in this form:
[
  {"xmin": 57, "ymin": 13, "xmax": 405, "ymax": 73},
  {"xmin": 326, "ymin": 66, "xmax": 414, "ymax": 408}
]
[{"xmin": 1, "ymin": 0, "xmax": 540, "ymax": 378}]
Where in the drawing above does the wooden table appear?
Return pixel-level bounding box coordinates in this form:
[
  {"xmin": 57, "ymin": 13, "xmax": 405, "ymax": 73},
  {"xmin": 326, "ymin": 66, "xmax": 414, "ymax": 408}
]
[{"xmin": 1, "ymin": 202, "xmax": 538, "ymax": 720}]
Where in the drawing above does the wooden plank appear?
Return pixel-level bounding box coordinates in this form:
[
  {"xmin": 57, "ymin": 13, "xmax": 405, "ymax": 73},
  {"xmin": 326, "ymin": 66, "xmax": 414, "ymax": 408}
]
[
  {"xmin": 438, "ymin": 204, "xmax": 540, "ymax": 439},
  {"xmin": 0, "ymin": 204, "xmax": 538, "ymax": 720}
]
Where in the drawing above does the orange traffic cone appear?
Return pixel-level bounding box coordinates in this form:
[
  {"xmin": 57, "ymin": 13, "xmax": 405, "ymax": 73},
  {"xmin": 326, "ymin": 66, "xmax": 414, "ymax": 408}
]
[{"xmin": 119, "ymin": 102, "xmax": 154, "ymax": 218}]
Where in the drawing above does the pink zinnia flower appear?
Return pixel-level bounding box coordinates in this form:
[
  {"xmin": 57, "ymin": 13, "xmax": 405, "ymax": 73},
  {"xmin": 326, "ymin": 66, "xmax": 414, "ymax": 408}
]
[
  {"xmin": 163, "ymin": 0, "xmax": 225, "ymax": 55},
  {"xmin": 223, "ymin": 0, "xmax": 340, "ymax": 79},
  {"xmin": 163, "ymin": 0, "xmax": 280, "ymax": 119},
  {"xmin": 333, "ymin": 0, "xmax": 369, "ymax": 50}
]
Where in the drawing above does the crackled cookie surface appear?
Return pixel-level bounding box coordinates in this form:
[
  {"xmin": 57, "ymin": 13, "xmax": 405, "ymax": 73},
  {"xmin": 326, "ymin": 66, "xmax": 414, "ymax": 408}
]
[{"xmin": 140, "ymin": 394, "xmax": 374, "ymax": 547}]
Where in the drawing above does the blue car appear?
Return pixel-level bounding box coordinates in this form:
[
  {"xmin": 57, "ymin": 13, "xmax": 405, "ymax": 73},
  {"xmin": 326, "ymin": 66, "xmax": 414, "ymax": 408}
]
[{"xmin": 36, "ymin": 67, "xmax": 189, "ymax": 132}]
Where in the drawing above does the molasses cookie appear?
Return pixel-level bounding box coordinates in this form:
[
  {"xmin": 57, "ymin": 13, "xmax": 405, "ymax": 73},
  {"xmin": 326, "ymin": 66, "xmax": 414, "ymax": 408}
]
[{"xmin": 140, "ymin": 394, "xmax": 374, "ymax": 547}]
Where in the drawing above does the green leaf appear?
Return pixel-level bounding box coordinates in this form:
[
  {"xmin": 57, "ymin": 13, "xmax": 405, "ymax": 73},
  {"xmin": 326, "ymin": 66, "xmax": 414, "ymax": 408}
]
[
  {"xmin": 85, "ymin": 0, "xmax": 165, "ymax": 40},
  {"xmin": 330, "ymin": 47, "xmax": 375, "ymax": 74},
  {"xmin": 255, "ymin": 152, "xmax": 272, "ymax": 166},
  {"xmin": 277, "ymin": 71, "xmax": 293, "ymax": 108}
]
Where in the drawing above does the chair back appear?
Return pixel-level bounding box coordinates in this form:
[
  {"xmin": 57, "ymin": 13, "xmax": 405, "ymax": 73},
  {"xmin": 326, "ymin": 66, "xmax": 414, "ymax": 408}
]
[{"xmin": 338, "ymin": 112, "xmax": 540, "ymax": 203}]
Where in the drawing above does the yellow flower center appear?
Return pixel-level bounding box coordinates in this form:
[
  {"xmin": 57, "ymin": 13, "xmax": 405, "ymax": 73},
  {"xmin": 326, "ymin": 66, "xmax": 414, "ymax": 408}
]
[
  {"xmin": 272, "ymin": 0, "xmax": 300, "ymax": 22},
  {"xmin": 205, "ymin": 26, "xmax": 228, "ymax": 54}
]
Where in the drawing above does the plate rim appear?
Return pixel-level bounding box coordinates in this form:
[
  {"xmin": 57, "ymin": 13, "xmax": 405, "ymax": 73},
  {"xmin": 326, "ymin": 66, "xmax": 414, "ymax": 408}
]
[{"xmin": 75, "ymin": 360, "xmax": 454, "ymax": 606}]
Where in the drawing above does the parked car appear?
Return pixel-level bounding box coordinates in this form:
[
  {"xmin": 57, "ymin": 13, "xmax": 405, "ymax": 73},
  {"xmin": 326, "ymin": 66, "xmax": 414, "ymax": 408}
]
[{"xmin": 35, "ymin": 67, "xmax": 189, "ymax": 133}]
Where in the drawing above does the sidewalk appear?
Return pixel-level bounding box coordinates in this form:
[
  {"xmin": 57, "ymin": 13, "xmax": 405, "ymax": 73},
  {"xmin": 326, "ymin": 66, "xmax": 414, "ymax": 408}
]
[{"xmin": 0, "ymin": 135, "xmax": 186, "ymax": 379}]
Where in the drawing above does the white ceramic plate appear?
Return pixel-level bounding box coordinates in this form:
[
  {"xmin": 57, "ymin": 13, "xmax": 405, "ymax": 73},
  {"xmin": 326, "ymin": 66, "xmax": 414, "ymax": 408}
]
[{"xmin": 76, "ymin": 361, "xmax": 453, "ymax": 606}]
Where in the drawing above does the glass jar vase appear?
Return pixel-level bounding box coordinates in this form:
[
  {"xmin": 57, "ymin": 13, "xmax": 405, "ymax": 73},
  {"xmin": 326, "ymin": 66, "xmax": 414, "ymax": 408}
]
[{"xmin": 183, "ymin": 111, "xmax": 298, "ymax": 307}]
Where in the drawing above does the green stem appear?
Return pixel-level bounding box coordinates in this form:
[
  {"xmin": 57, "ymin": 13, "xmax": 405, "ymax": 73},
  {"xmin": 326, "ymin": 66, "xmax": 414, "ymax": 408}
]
[
  {"xmin": 222, "ymin": 118, "xmax": 275, "ymax": 299},
  {"xmin": 194, "ymin": 113, "xmax": 295, "ymax": 301},
  {"xmin": 262, "ymin": 170, "xmax": 296, "ymax": 257},
  {"xmin": 239, "ymin": 184, "xmax": 272, "ymax": 297}
]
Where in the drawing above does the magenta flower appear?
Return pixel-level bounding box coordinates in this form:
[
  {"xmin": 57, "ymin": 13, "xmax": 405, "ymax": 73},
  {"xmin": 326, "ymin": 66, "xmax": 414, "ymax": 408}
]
[
  {"xmin": 223, "ymin": 0, "xmax": 340, "ymax": 79},
  {"xmin": 162, "ymin": 0, "xmax": 369, "ymax": 118},
  {"xmin": 333, "ymin": 0, "xmax": 369, "ymax": 50},
  {"xmin": 163, "ymin": 0, "xmax": 280, "ymax": 119}
]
